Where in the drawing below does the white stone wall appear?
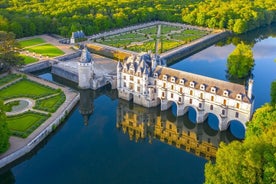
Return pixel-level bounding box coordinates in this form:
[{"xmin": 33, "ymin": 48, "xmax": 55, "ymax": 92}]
[{"xmin": 78, "ymin": 62, "xmax": 92, "ymax": 89}]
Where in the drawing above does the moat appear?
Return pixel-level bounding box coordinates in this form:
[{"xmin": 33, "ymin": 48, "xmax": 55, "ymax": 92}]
[{"xmin": 0, "ymin": 24, "xmax": 276, "ymax": 184}]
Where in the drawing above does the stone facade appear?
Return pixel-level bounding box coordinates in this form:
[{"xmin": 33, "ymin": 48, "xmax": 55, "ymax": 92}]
[
  {"xmin": 117, "ymin": 52, "xmax": 166, "ymax": 107},
  {"xmin": 117, "ymin": 52, "xmax": 254, "ymax": 131},
  {"xmin": 78, "ymin": 47, "xmax": 117, "ymax": 90}
]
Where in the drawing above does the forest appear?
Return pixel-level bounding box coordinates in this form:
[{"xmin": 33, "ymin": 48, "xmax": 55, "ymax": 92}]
[{"xmin": 0, "ymin": 0, "xmax": 276, "ymax": 38}]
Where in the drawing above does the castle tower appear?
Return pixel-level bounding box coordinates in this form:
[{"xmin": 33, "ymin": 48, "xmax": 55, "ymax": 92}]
[
  {"xmin": 78, "ymin": 47, "xmax": 93, "ymax": 89},
  {"xmin": 70, "ymin": 32, "xmax": 75, "ymax": 44},
  {"xmin": 247, "ymin": 79, "xmax": 254, "ymax": 100},
  {"xmin": 117, "ymin": 61, "xmax": 123, "ymax": 88},
  {"xmin": 142, "ymin": 67, "xmax": 149, "ymax": 95}
]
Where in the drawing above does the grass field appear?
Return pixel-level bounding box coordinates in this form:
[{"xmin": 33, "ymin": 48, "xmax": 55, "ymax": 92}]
[
  {"xmin": 0, "ymin": 74, "xmax": 21, "ymax": 87},
  {"xmin": 21, "ymin": 55, "xmax": 38, "ymax": 64},
  {"xmin": 7, "ymin": 112, "xmax": 49, "ymax": 138},
  {"xmin": 27, "ymin": 44, "xmax": 64, "ymax": 57},
  {"xmin": 0, "ymin": 78, "xmax": 58, "ymax": 100},
  {"xmin": 19, "ymin": 38, "xmax": 46, "ymax": 48},
  {"xmin": 34, "ymin": 92, "xmax": 66, "ymax": 112}
]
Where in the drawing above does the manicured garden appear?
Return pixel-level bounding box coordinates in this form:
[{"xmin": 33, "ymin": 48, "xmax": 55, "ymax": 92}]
[
  {"xmin": 94, "ymin": 24, "xmax": 210, "ymax": 54},
  {"xmin": 0, "ymin": 74, "xmax": 21, "ymax": 87},
  {"xmin": 34, "ymin": 92, "xmax": 66, "ymax": 113},
  {"xmin": 0, "ymin": 78, "xmax": 58, "ymax": 100},
  {"xmin": 26, "ymin": 43, "xmax": 64, "ymax": 57},
  {"xmin": 0, "ymin": 75, "xmax": 66, "ymax": 138},
  {"xmin": 7, "ymin": 112, "xmax": 50, "ymax": 138},
  {"xmin": 18, "ymin": 38, "xmax": 46, "ymax": 48},
  {"xmin": 21, "ymin": 55, "xmax": 38, "ymax": 64},
  {"xmin": 18, "ymin": 37, "xmax": 64, "ymax": 58}
]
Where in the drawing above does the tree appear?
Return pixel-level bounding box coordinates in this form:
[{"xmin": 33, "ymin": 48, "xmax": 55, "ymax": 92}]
[
  {"xmin": 227, "ymin": 42, "xmax": 254, "ymax": 79},
  {"xmin": 0, "ymin": 100, "xmax": 10, "ymax": 153},
  {"xmin": 271, "ymin": 81, "xmax": 276, "ymax": 105},
  {"xmin": 0, "ymin": 31, "xmax": 24, "ymax": 72}
]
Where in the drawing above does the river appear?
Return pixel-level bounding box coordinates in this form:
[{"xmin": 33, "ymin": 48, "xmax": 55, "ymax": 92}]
[{"xmin": 0, "ymin": 24, "xmax": 275, "ymax": 184}]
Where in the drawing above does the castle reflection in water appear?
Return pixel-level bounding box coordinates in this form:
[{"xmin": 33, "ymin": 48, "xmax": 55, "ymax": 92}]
[{"xmin": 79, "ymin": 88, "xmax": 237, "ymax": 160}]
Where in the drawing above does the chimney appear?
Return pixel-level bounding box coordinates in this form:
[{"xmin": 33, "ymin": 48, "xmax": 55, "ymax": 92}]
[{"xmin": 247, "ymin": 79, "xmax": 254, "ymax": 99}]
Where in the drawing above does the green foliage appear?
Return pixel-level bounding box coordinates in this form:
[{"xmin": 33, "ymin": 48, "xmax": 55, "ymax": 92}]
[
  {"xmin": 0, "ymin": 78, "xmax": 58, "ymax": 100},
  {"xmin": 271, "ymin": 81, "xmax": 276, "ymax": 105},
  {"xmin": 7, "ymin": 111, "xmax": 49, "ymax": 138},
  {"xmin": 0, "ymin": 31, "xmax": 24, "ymax": 71},
  {"xmin": 21, "ymin": 55, "xmax": 38, "ymax": 65},
  {"xmin": 182, "ymin": 0, "xmax": 276, "ymax": 33},
  {"xmin": 4, "ymin": 100, "xmax": 20, "ymax": 112},
  {"xmin": 18, "ymin": 38, "xmax": 46, "ymax": 48},
  {"xmin": 26, "ymin": 43, "xmax": 64, "ymax": 57},
  {"xmin": 227, "ymin": 42, "xmax": 254, "ymax": 79},
  {"xmin": 34, "ymin": 92, "xmax": 66, "ymax": 113},
  {"xmin": 0, "ymin": 74, "xmax": 21, "ymax": 86},
  {"xmin": 0, "ymin": 100, "xmax": 10, "ymax": 153}
]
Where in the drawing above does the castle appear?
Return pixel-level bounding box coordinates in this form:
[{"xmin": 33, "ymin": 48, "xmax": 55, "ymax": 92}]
[
  {"xmin": 77, "ymin": 48, "xmax": 254, "ymax": 131},
  {"xmin": 116, "ymin": 52, "xmax": 254, "ymax": 131}
]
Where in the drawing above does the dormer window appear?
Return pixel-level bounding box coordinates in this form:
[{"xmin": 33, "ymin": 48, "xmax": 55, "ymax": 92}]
[
  {"xmin": 171, "ymin": 77, "xmax": 175, "ymax": 83},
  {"xmin": 154, "ymin": 73, "xmax": 158, "ymax": 78},
  {"xmin": 190, "ymin": 81, "xmax": 195, "ymax": 88},
  {"xmin": 223, "ymin": 90, "xmax": 229, "ymax": 97},
  {"xmin": 137, "ymin": 72, "xmax": 141, "ymax": 77},
  {"xmin": 236, "ymin": 94, "xmax": 242, "ymax": 100},
  {"xmin": 163, "ymin": 75, "xmax": 167, "ymax": 81},
  {"xmin": 179, "ymin": 79, "xmax": 184, "ymax": 85},
  {"xmin": 211, "ymin": 87, "xmax": 216, "ymax": 93},
  {"xmin": 200, "ymin": 84, "xmax": 205, "ymax": 91}
]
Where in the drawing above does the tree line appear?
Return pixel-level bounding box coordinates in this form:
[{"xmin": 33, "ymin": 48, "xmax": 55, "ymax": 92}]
[{"xmin": 0, "ymin": 0, "xmax": 276, "ymax": 38}]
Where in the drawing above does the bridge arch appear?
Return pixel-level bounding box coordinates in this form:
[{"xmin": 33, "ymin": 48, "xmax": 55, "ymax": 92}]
[
  {"xmin": 183, "ymin": 105, "xmax": 198, "ymax": 124},
  {"xmin": 204, "ymin": 112, "xmax": 221, "ymax": 131}
]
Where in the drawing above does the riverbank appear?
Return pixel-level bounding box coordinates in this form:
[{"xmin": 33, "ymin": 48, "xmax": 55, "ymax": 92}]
[{"xmin": 0, "ymin": 71, "xmax": 80, "ymax": 169}]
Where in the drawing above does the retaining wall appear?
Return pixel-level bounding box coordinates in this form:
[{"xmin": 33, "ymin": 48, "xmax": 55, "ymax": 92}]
[
  {"xmin": 51, "ymin": 65, "xmax": 78, "ymax": 83},
  {"xmin": 56, "ymin": 51, "xmax": 81, "ymax": 61},
  {"xmin": 161, "ymin": 31, "xmax": 231, "ymax": 64},
  {"xmin": 20, "ymin": 60, "xmax": 52, "ymax": 73}
]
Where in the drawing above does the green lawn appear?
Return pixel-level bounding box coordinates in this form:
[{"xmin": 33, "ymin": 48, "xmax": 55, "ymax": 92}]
[
  {"xmin": 21, "ymin": 55, "xmax": 38, "ymax": 64},
  {"xmin": 34, "ymin": 92, "xmax": 66, "ymax": 112},
  {"xmin": 19, "ymin": 38, "xmax": 46, "ymax": 48},
  {"xmin": 0, "ymin": 74, "xmax": 21, "ymax": 87},
  {"xmin": 7, "ymin": 112, "xmax": 49, "ymax": 138},
  {"xmin": 27, "ymin": 44, "xmax": 64, "ymax": 57},
  {"xmin": 0, "ymin": 78, "xmax": 58, "ymax": 100}
]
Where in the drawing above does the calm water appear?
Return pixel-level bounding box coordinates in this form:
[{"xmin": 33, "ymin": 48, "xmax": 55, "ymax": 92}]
[{"xmin": 0, "ymin": 25, "xmax": 276, "ymax": 184}]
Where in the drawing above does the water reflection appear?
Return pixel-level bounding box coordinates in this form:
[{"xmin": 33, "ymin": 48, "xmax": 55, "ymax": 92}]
[
  {"xmin": 78, "ymin": 86, "xmax": 118, "ymax": 125},
  {"xmin": 0, "ymin": 170, "xmax": 15, "ymax": 184},
  {"xmin": 116, "ymin": 99, "xmax": 236, "ymax": 160}
]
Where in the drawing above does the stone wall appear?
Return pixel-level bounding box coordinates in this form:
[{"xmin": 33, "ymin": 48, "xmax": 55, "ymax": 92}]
[
  {"xmin": 51, "ymin": 65, "xmax": 78, "ymax": 83},
  {"xmin": 20, "ymin": 60, "xmax": 52, "ymax": 73},
  {"xmin": 161, "ymin": 31, "xmax": 231, "ymax": 64},
  {"xmin": 56, "ymin": 51, "xmax": 81, "ymax": 61}
]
